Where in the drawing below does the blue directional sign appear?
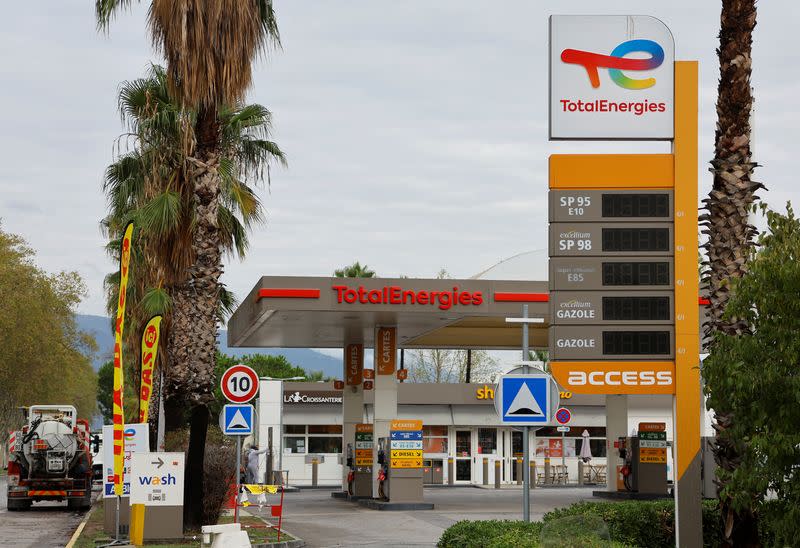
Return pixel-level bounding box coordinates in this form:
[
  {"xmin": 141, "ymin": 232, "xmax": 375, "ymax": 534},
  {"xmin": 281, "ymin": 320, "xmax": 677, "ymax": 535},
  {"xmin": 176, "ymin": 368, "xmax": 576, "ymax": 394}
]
[
  {"xmin": 498, "ymin": 374, "xmax": 552, "ymax": 425},
  {"xmin": 222, "ymin": 404, "xmax": 254, "ymax": 436},
  {"xmin": 390, "ymin": 430, "xmax": 423, "ymax": 441}
]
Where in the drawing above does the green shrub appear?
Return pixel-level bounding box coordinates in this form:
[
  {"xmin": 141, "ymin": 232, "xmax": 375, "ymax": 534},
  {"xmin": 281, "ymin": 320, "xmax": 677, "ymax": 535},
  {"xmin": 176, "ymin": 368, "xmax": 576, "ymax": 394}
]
[{"xmin": 438, "ymin": 500, "xmax": 744, "ymax": 548}]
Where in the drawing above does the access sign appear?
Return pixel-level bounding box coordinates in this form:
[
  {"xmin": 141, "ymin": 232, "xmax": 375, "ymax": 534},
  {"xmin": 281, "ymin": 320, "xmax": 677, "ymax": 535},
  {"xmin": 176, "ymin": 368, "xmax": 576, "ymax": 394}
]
[{"xmin": 220, "ymin": 364, "xmax": 259, "ymax": 403}]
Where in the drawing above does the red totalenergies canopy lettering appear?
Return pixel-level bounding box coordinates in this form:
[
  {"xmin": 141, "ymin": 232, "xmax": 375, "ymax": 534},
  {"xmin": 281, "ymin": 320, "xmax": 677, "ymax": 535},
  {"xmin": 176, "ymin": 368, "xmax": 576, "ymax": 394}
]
[{"xmin": 331, "ymin": 285, "xmax": 483, "ymax": 310}]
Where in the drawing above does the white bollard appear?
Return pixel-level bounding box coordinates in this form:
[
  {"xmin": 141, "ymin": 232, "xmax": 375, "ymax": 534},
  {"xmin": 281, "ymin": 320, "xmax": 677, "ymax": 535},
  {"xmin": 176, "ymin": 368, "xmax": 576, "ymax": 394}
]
[{"xmin": 201, "ymin": 523, "xmax": 252, "ymax": 548}]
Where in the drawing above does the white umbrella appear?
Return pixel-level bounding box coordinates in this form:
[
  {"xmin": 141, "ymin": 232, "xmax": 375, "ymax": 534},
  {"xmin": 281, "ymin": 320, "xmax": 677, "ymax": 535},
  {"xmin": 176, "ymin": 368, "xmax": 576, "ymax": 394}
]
[{"xmin": 580, "ymin": 429, "xmax": 593, "ymax": 462}]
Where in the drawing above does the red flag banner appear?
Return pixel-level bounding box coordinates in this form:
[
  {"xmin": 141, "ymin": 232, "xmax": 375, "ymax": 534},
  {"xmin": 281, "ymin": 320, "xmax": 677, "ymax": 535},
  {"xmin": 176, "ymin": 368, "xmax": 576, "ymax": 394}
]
[{"xmin": 113, "ymin": 222, "xmax": 134, "ymax": 496}]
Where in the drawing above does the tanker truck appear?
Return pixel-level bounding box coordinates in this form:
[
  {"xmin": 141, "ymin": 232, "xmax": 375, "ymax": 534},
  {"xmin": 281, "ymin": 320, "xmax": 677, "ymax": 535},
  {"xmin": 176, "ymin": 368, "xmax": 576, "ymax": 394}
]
[{"xmin": 6, "ymin": 405, "xmax": 93, "ymax": 511}]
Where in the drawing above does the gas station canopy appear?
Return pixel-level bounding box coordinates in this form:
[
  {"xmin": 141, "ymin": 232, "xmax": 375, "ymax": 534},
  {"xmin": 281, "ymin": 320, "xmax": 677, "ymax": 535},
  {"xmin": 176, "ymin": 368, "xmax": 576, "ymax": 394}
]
[{"xmin": 227, "ymin": 276, "xmax": 551, "ymax": 349}]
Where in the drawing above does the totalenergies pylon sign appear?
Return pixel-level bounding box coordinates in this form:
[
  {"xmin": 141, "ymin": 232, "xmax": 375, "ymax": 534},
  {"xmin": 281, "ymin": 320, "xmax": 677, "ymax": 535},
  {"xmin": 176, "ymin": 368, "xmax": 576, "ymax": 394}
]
[{"xmin": 549, "ymin": 15, "xmax": 675, "ymax": 140}]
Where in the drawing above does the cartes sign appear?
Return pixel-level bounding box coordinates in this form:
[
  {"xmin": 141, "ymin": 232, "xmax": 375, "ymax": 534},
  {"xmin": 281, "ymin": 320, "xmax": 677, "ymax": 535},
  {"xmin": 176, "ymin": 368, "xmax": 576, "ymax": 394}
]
[
  {"xmin": 549, "ymin": 15, "xmax": 675, "ymax": 140},
  {"xmin": 220, "ymin": 364, "xmax": 259, "ymax": 403},
  {"xmin": 345, "ymin": 344, "xmax": 364, "ymax": 386}
]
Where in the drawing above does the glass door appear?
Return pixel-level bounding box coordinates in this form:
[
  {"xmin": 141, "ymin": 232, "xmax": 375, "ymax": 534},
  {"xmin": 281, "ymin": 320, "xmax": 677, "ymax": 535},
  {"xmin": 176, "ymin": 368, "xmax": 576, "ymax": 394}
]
[{"xmin": 455, "ymin": 430, "xmax": 472, "ymax": 482}]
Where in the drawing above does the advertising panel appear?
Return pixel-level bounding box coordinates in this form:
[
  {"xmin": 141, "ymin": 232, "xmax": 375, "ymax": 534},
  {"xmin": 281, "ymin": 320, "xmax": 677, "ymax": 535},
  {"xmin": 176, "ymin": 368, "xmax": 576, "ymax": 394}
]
[
  {"xmin": 102, "ymin": 423, "xmax": 150, "ymax": 498},
  {"xmin": 376, "ymin": 327, "xmax": 397, "ymax": 375},
  {"xmin": 549, "ymin": 15, "xmax": 675, "ymax": 140}
]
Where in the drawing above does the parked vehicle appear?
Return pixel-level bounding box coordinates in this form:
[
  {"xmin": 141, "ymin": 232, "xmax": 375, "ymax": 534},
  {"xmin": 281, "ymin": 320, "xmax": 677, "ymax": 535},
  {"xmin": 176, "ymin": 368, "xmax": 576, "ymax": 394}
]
[{"xmin": 6, "ymin": 405, "xmax": 93, "ymax": 511}]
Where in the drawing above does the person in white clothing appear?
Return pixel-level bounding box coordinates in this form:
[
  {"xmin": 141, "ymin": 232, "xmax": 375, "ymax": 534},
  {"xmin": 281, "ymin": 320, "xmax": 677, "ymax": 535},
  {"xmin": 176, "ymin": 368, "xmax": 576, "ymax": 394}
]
[{"xmin": 245, "ymin": 444, "xmax": 269, "ymax": 484}]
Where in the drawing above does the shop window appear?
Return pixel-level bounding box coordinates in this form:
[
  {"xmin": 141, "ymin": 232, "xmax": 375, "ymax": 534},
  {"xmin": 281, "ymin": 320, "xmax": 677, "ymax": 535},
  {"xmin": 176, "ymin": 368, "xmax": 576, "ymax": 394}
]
[
  {"xmin": 284, "ymin": 425, "xmax": 305, "ymax": 434},
  {"xmin": 284, "ymin": 436, "xmax": 306, "ymax": 454},
  {"xmin": 576, "ymin": 438, "xmax": 607, "ymax": 458},
  {"xmin": 478, "ymin": 428, "xmax": 497, "ymax": 454},
  {"xmin": 455, "ymin": 431, "xmax": 471, "ymax": 456},
  {"xmin": 512, "ymin": 431, "xmax": 523, "ymax": 456},
  {"xmin": 423, "ymin": 425, "xmax": 447, "ymax": 437},
  {"xmin": 423, "ymin": 437, "xmax": 448, "ymax": 454},
  {"xmin": 308, "ymin": 425, "xmax": 342, "ymax": 434},
  {"xmin": 309, "ymin": 436, "xmax": 342, "ymax": 454}
]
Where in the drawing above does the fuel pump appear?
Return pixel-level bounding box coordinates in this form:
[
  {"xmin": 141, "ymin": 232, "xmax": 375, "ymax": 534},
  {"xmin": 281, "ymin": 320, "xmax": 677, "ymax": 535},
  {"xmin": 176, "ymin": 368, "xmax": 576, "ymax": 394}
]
[
  {"xmin": 376, "ymin": 437, "xmax": 388, "ymax": 500},
  {"xmin": 346, "ymin": 443, "xmax": 355, "ymax": 496},
  {"xmin": 617, "ymin": 436, "xmax": 634, "ymax": 491}
]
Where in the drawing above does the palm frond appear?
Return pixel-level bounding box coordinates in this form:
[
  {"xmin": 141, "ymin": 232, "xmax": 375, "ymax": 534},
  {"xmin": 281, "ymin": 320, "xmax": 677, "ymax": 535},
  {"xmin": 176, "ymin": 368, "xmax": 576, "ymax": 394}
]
[
  {"xmin": 95, "ymin": 0, "xmax": 136, "ymax": 31},
  {"xmin": 140, "ymin": 286, "xmax": 172, "ymax": 316},
  {"xmin": 136, "ymin": 190, "xmax": 182, "ymax": 237}
]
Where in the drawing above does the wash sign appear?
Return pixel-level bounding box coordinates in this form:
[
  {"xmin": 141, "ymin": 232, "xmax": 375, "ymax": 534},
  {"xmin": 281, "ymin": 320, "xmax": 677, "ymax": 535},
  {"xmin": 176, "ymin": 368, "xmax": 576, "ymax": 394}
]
[
  {"xmin": 130, "ymin": 452, "xmax": 185, "ymax": 506},
  {"xmin": 496, "ymin": 374, "xmax": 558, "ymax": 425}
]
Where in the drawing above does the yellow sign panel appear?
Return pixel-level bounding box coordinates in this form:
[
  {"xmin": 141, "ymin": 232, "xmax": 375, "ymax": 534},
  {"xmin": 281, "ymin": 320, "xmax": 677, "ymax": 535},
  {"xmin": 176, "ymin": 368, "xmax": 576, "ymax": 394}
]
[
  {"xmin": 639, "ymin": 448, "xmax": 667, "ymax": 464},
  {"xmin": 391, "ymin": 458, "xmax": 423, "ymax": 469},
  {"xmin": 391, "ymin": 449, "xmax": 423, "ymax": 459},
  {"xmin": 355, "ymin": 458, "xmax": 373, "ymax": 466},
  {"xmin": 355, "ymin": 449, "xmax": 372, "ymax": 458},
  {"xmin": 390, "ymin": 419, "xmax": 422, "ymax": 431}
]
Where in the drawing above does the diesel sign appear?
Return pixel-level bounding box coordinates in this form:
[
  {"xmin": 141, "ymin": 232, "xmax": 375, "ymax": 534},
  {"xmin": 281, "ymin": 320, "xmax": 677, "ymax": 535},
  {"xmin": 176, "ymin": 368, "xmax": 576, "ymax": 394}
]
[{"xmin": 550, "ymin": 326, "xmax": 674, "ymax": 360}]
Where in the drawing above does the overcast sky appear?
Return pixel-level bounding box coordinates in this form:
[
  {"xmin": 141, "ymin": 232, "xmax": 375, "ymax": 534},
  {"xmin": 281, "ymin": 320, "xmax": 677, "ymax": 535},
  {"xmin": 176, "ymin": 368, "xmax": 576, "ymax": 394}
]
[{"xmin": 1, "ymin": 1, "xmax": 799, "ymax": 316}]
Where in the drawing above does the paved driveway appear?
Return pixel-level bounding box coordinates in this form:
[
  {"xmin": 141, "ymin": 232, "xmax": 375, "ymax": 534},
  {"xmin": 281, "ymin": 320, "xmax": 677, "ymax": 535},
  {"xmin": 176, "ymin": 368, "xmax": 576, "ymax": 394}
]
[
  {"xmin": 0, "ymin": 476, "xmax": 92, "ymax": 548},
  {"xmin": 250, "ymin": 486, "xmax": 597, "ymax": 547}
]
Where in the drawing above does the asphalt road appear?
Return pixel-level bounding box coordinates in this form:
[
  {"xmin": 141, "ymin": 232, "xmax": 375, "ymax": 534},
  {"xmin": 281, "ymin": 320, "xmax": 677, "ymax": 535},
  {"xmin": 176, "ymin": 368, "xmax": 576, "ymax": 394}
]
[
  {"xmin": 0, "ymin": 476, "xmax": 91, "ymax": 548},
  {"xmin": 249, "ymin": 486, "xmax": 598, "ymax": 547}
]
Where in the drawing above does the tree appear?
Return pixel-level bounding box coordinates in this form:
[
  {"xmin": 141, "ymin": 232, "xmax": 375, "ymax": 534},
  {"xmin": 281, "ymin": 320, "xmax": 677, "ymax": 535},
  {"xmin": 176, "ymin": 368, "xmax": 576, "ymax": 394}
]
[
  {"xmin": 212, "ymin": 353, "xmax": 307, "ymax": 417},
  {"xmin": 0, "ymin": 225, "xmax": 97, "ymax": 441},
  {"xmin": 334, "ymin": 261, "xmax": 376, "ymax": 278},
  {"xmin": 97, "ymin": 361, "xmax": 114, "ymax": 424},
  {"xmin": 408, "ymin": 349, "xmax": 498, "ymax": 383},
  {"xmin": 99, "ymin": 63, "xmax": 284, "ymax": 527},
  {"xmin": 702, "ymin": 1, "xmax": 764, "ymax": 544},
  {"xmin": 703, "ymin": 204, "xmax": 800, "ymax": 546}
]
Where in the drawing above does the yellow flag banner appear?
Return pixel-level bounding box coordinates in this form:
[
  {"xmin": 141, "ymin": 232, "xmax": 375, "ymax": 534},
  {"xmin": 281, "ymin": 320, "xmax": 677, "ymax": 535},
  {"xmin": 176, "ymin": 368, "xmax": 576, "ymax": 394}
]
[
  {"xmin": 138, "ymin": 315, "xmax": 162, "ymax": 424},
  {"xmin": 113, "ymin": 222, "xmax": 134, "ymax": 496}
]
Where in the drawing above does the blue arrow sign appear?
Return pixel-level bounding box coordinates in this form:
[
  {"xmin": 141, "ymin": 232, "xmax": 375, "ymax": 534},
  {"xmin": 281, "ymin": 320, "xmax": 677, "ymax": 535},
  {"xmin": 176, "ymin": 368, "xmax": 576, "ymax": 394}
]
[
  {"xmin": 222, "ymin": 404, "xmax": 254, "ymax": 436},
  {"xmin": 390, "ymin": 430, "xmax": 423, "ymax": 440},
  {"xmin": 499, "ymin": 375, "xmax": 550, "ymax": 425}
]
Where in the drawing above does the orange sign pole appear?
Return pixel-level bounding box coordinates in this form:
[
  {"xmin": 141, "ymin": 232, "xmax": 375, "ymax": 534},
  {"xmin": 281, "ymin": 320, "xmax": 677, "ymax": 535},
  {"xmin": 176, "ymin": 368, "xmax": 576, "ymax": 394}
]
[{"xmin": 672, "ymin": 60, "xmax": 702, "ymax": 546}]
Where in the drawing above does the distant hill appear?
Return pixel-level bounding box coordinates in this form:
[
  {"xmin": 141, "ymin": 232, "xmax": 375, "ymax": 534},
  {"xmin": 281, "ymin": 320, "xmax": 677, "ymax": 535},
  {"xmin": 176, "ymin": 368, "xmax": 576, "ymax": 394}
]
[{"xmin": 76, "ymin": 314, "xmax": 343, "ymax": 378}]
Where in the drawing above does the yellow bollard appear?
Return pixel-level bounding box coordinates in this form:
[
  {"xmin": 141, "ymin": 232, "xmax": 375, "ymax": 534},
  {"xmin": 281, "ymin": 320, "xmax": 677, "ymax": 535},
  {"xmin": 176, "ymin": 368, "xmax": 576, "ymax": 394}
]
[{"xmin": 129, "ymin": 503, "xmax": 145, "ymax": 545}]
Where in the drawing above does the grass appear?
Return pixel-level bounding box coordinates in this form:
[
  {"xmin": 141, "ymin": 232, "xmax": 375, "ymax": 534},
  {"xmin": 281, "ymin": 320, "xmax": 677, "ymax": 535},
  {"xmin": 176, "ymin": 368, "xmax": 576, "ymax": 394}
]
[
  {"xmin": 219, "ymin": 514, "xmax": 295, "ymax": 543},
  {"xmin": 72, "ymin": 501, "xmax": 292, "ymax": 547}
]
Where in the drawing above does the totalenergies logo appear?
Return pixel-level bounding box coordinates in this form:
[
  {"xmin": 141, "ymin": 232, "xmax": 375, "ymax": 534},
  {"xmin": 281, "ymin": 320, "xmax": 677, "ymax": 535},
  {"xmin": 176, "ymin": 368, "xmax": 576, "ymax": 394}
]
[{"xmin": 561, "ymin": 39, "xmax": 664, "ymax": 90}]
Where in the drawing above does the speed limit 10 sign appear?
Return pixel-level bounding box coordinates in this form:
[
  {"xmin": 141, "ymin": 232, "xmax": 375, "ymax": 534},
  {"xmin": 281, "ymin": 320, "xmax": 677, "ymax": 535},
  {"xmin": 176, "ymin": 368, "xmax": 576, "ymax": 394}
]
[{"xmin": 220, "ymin": 364, "xmax": 259, "ymax": 403}]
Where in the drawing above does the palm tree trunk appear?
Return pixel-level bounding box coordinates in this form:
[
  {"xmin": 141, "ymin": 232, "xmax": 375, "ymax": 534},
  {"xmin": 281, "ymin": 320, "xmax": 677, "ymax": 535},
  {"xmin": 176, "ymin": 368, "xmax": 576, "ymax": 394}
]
[
  {"xmin": 166, "ymin": 106, "xmax": 223, "ymax": 530},
  {"xmin": 703, "ymin": 1, "xmax": 763, "ymax": 545}
]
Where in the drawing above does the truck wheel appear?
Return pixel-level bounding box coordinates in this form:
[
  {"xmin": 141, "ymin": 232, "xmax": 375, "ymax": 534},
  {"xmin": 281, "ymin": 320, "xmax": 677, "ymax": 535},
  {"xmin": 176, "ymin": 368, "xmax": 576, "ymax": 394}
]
[{"xmin": 7, "ymin": 497, "xmax": 32, "ymax": 511}]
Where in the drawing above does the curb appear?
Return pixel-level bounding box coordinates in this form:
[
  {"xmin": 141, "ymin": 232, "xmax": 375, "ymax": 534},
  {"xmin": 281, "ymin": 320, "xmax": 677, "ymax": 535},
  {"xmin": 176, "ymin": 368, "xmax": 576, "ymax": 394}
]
[
  {"xmin": 252, "ymin": 540, "xmax": 305, "ymax": 548},
  {"xmin": 65, "ymin": 503, "xmax": 96, "ymax": 548}
]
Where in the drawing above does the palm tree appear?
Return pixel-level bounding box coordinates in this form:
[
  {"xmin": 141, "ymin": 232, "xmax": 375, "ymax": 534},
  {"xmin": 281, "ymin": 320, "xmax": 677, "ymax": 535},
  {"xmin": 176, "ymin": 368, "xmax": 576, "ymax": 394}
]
[
  {"xmin": 334, "ymin": 261, "xmax": 376, "ymax": 278},
  {"xmin": 702, "ymin": 1, "xmax": 763, "ymax": 545},
  {"xmin": 100, "ymin": 65, "xmax": 285, "ymax": 527},
  {"xmin": 97, "ymin": 2, "xmax": 280, "ymax": 528}
]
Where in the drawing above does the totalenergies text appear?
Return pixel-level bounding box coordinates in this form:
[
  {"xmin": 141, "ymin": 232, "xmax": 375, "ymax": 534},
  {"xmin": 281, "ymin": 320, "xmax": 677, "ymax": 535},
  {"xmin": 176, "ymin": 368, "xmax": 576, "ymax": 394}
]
[{"xmin": 332, "ymin": 285, "xmax": 483, "ymax": 310}]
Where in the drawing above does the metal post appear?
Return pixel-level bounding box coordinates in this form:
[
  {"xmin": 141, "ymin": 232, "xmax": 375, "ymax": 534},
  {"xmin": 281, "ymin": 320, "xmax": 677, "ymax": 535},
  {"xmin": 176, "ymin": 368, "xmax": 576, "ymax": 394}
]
[
  {"xmin": 522, "ymin": 304, "xmax": 530, "ymax": 522},
  {"xmin": 561, "ymin": 431, "xmax": 566, "ymax": 485},
  {"xmin": 115, "ymin": 494, "xmax": 120, "ymax": 540},
  {"xmin": 266, "ymin": 426, "xmax": 274, "ymax": 484},
  {"xmin": 466, "ymin": 349, "xmax": 472, "ymax": 383},
  {"xmin": 234, "ymin": 436, "xmax": 241, "ymax": 523},
  {"xmin": 494, "ymin": 460, "xmax": 501, "ymax": 489}
]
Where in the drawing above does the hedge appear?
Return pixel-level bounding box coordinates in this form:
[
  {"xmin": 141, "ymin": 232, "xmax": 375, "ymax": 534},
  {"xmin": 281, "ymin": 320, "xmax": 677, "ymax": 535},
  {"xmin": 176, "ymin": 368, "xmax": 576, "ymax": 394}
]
[{"xmin": 438, "ymin": 499, "xmax": 787, "ymax": 548}]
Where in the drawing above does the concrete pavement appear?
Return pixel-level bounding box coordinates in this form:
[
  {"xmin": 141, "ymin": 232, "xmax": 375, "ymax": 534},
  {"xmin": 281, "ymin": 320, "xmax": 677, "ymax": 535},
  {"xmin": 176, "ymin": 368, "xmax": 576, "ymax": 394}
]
[
  {"xmin": 0, "ymin": 476, "xmax": 93, "ymax": 548},
  {"xmin": 250, "ymin": 486, "xmax": 598, "ymax": 548}
]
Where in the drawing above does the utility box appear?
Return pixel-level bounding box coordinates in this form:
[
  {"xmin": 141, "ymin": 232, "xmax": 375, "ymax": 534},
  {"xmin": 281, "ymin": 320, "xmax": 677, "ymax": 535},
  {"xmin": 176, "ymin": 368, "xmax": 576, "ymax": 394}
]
[{"xmin": 701, "ymin": 437, "xmax": 717, "ymax": 499}]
